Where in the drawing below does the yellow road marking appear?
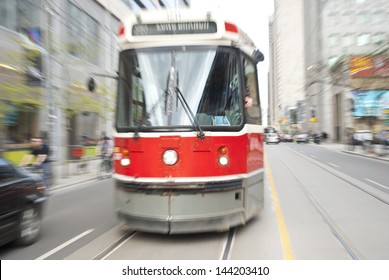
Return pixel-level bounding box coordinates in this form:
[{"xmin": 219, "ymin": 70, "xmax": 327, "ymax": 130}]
[{"xmin": 265, "ymin": 157, "xmax": 295, "ymax": 260}]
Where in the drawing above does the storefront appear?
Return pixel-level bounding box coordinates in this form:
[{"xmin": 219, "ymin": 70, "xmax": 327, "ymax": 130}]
[{"xmin": 348, "ymin": 55, "xmax": 389, "ymax": 132}]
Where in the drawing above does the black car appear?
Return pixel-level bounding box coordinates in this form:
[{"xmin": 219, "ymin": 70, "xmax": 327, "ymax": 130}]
[{"xmin": 0, "ymin": 158, "xmax": 47, "ymax": 247}]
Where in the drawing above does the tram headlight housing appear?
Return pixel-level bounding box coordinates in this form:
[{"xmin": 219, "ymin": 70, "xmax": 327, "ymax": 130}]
[
  {"xmin": 120, "ymin": 158, "xmax": 131, "ymax": 166},
  {"xmin": 163, "ymin": 150, "xmax": 178, "ymax": 166}
]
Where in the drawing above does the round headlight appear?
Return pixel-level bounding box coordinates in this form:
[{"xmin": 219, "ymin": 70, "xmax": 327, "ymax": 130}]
[
  {"xmin": 218, "ymin": 156, "xmax": 228, "ymax": 166},
  {"xmin": 163, "ymin": 150, "xmax": 178, "ymax": 166},
  {"xmin": 120, "ymin": 158, "xmax": 131, "ymax": 166}
]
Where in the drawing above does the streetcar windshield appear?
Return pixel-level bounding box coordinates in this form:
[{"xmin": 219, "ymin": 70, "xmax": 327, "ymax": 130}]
[{"xmin": 116, "ymin": 46, "xmax": 244, "ymax": 132}]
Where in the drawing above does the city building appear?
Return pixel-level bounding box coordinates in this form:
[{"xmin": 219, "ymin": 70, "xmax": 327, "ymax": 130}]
[
  {"xmin": 269, "ymin": 0, "xmax": 389, "ymax": 141},
  {"xmin": 0, "ymin": 0, "xmax": 129, "ymax": 164},
  {"xmin": 321, "ymin": 0, "xmax": 389, "ymax": 141},
  {"xmin": 269, "ymin": 0, "xmax": 306, "ymax": 135}
]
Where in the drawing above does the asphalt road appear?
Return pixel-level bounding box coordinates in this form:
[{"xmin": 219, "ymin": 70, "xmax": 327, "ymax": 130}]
[
  {"xmin": 1, "ymin": 142, "xmax": 388, "ymax": 260},
  {"xmin": 265, "ymin": 143, "xmax": 389, "ymax": 259},
  {"xmin": 0, "ymin": 178, "xmax": 118, "ymax": 260}
]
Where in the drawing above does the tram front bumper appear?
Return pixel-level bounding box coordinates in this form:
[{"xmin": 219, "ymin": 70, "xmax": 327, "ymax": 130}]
[
  {"xmin": 115, "ymin": 180, "xmax": 260, "ymax": 234},
  {"xmin": 117, "ymin": 209, "xmax": 246, "ymax": 234}
]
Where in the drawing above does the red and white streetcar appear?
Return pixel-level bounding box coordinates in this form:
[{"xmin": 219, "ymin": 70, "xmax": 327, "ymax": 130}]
[{"xmin": 113, "ymin": 9, "xmax": 265, "ymax": 234}]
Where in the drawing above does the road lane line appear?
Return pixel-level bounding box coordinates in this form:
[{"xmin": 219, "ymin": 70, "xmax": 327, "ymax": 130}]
[
  {"xmin": 265, "ymin": 157, "xmax": 295, "ymax": 260},
  {"xmin": 36, "ymin": 229, "xmax": 94, "ymax": 260},
  {"xmin": 327, "ymin": 162, "xmax": 339, "ymax": 168},
  {"xmin": 364, "ymin": 178, "xmax": 389, "ymax": 190}
]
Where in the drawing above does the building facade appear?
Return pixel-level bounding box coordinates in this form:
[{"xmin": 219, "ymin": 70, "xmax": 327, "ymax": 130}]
[
  {"xmin": 0, "ymin": 0, "xmax": 130, "ymax": 163},
  {"xmin": 269, "ymin": 0, "xmax": 306, "ymax": 134},
  {"xmin": 321, "ymin": 0, "xmax": 389, "ymax": 141},
  {"xmin": 269, "ymin": 0, "xmax": 389, "ymax": 141}
]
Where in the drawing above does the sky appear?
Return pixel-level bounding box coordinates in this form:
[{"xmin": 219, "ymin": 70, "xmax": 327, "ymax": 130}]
[{"xmin": 191, "ymin": 0, "xmax": 275, "ymax": 123}]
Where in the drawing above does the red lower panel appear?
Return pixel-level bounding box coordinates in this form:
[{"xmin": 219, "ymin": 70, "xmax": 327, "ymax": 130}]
[{"xmin": 114, "ymin": 133, "xmax": 263, "ymax": 178}]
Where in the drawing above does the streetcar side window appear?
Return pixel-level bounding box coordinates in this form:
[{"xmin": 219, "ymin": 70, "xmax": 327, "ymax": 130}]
[
  {"xmin": 117, "ymin": 53, "xmax": 147, "ymax": 129},
  {"xmin": 243, "ymin": 57, "xmax": 261, "ymax": 124}
]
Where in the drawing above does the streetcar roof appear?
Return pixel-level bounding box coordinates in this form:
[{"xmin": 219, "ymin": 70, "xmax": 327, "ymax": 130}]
[{"xmin": 118, "ymin": 9, "xmax": 264, "ymax": 63}]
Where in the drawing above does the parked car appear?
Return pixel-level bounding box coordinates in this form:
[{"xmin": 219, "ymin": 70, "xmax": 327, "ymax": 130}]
[
  {"xmin": 266, "ymin": 133, "xmax": 280, "ymax": 144},
  {"xmin": 282, "ymin": 134, "xmax": 293, "ymax": 142},
  {"xmin": 374, "ymin": 130, "xmax": 389, "ymax": 146},
  {"xmin": 353, "ymin": 130, "xmax": 373, "ymax": 145},
  {"xmin": 0, "ymin": 158, "xmax": 47, "ymax": 247},
  {"xmin": 296, "ymin": 133, "xmax": 309, "ymax": 143}
]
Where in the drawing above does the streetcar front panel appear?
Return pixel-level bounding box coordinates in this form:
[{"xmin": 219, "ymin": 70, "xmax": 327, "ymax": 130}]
[{"xmin": 113, "ymin": 12, "xmax": 265, "ymax": 233}]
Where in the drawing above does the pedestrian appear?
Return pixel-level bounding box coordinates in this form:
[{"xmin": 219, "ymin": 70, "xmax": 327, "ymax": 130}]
[
  {"xmin": 19, "ymin": 136, "xmax": 52, "ymax": 190},
  {"xmin": 96, "ymin": 136, "xmax": 113, "ymax": 170}
]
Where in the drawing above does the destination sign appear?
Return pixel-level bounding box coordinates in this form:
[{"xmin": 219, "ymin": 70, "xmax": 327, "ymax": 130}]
[{"xmin": 132, "ymin": 21, "xmax": 217, "ymax": 36}]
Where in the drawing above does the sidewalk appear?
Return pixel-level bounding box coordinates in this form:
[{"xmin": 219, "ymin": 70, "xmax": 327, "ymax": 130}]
[
  {"xmin": 51, "ymin": 158, "xmax": 103, "ymax": 189},
  {"xmin": 319, "ymin": 142, "xmax": 389, "ymax": 163}
]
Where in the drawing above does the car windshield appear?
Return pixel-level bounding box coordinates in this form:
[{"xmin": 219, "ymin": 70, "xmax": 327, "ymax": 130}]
[{"xmin": 116, "ymin": 46, "xmax": 244, "ymax": 132}]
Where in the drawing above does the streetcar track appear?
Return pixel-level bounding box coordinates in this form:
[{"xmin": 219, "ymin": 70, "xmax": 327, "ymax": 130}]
[
  {"xmin": 327, "ymin": 162, "xmax": 339, "ymax": 168},
  {"xmin": 286, "ymin": 146, "xmax": 389, "ymax": 206},
  {"xmin": 364, "ymin": 178, "xmax": 389, "ymax": 191},
  {"xmin": 277, "ymin": 147, "xmax": 366, "ymax": 260},
  {"xmin": 94, "ymin": 230, "xmax": 137, "ymax": 260},
  {"xmin": 93, "ymin": 228, "xmax": 235, "ymax": 260},
  {"xmin": 220, "ymin": 228, "xmax": 236, "ymax": 260}
]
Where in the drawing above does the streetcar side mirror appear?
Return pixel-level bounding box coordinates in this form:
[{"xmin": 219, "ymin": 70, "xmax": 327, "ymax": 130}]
[
  {"xmin": 87, "ymin": 73, "xmax": 120, "ymax": 92},
  {"xmin": 87, "ymin": 77, "xmax": 96, "ymax": 92},
  {"xmin": 252, "ymin": 49, "xmax": 264, "ymax": 64}
]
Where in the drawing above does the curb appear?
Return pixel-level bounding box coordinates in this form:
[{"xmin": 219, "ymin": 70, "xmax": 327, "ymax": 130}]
[{"xmin": 342, "ymin": 150, "xmax": 389, "ymax": 163}]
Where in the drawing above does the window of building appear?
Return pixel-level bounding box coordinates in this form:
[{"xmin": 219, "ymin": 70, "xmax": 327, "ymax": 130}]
[
  {"xmin": 85, "ymin": 16, "xmax": 100, "ymax": 65},
  {"xmin": 342, "ymin": 34, "xmax": 354, "ymax": 47},
  {"xmin": 372, "ymin": 11, "xmax": 385, "ymax": 24},
  {"xmin": 328, "ymin": 34, "xmax": 340, "ymax": 47},
  {"xmin": 2, "ymin": 102, "xmax": 39, "ymax": 144},
  {"xmin": 357, "ymin": 33, "xmax": 371, "ymax": 46},
  {"xmin": 67, "ymin": 1, "xmax": 100, "ymax": 65},
  {"xmin": 0, "ymin": 0, "xmax": 17, "ymax": 30},
  {"xmin": 328, "ymin": 12, "xmax": 339, "ymax": 26},
  {"xmin": 372, "ymin": 33, "xmax": 386, "ymax": 45},
  {"xmin": 342, "ymin": 11, "xmax": 353, "ymax": 26},
  {"xmin": 357, "ymin": 11, "xmax": 369, "ymax": 25}
]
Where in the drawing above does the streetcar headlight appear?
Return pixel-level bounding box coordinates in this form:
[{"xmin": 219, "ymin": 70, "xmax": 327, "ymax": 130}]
[
  {"xmin": 218, "ymin": 156, "xmax": 229, "ymax": 166},
  {"xmin": 163, "ymin": 150, "xmax": 178, "ymax": 166},
  {"xmin": 218, "ymin": 146, "xmax": 229, "ymax": 166},
  {"xmin": 120, "ymin": 158, "xmax": 131, "ymax": 166}
]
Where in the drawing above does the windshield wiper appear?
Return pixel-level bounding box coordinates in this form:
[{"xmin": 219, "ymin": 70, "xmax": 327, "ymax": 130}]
[
  {"xmin": 134, "ymin": 92, "xmax": 165, "ymax": 139},
  {"xmin": 165, "ymin": 51, "xmax": 204, "ymax": 139},
  {"xmin": 175, "ymin": 87, "xmax": 205, "ymax": 140}
]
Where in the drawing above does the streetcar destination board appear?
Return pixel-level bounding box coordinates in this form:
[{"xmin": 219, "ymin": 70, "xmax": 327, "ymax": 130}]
[{"xmin": 132, "ymin": 21, "xmax": 217, "ymax": 36}]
